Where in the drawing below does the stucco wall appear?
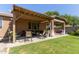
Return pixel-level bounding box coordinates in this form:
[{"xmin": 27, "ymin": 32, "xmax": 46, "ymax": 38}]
[
  {"xmin": 0, "ymin": 17, "xmax": 11, "ymax": 40},
  {"xmin": 16, "ymin": 18, "xmax": 47, "ymax": 34},
  {"xmin": 16, "ymin": 19, "xmax": 28, "ymax": 33}
]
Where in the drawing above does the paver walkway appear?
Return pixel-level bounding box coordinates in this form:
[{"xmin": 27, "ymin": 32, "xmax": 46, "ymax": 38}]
[{"xmin": 0, "ymin": 34, "xmax": 68, "ymax": 54}]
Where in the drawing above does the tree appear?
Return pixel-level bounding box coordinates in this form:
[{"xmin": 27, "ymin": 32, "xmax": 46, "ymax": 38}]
[
  {"xmin": 44, "ymin": 11, "xmax": 60, "ymax": 16},
  {"xmin": 44, "ymin": 11, "xmax": 79, "ymax": 26},
  {"xmin": 62, "ymin": 14, "xmax": 79, "ymax": 25}
]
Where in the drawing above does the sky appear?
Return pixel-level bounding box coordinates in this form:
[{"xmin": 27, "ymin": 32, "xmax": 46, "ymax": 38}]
[
  {"xmin": 0, "ymin": 4, "xmax": 79, "ymax": 26},
  {"xmin": 0, "ymin": 4, "xmax": 79, "ymax": 16}
]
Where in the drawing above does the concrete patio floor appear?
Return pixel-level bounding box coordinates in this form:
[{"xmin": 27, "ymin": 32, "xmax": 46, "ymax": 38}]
[{"xmin": 0, "ymin": 34, "xmax": 68, "ymax": 54}]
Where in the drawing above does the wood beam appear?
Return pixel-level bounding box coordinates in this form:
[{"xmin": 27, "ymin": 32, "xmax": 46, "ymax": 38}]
[
  {"xmin": 40, "ymin": 20, "xmax": 49, "ymax": 23},
  {"xmin": 15, "ymin": 14, "xmax": 24, "ymax": 21},
  {"xmin": 54, "ymin": 19, "xmax": 65, "ymax": 23}
]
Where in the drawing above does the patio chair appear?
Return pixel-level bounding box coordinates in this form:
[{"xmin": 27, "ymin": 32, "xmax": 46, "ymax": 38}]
[
  {"xmin": 20, "ymin": 30, "xmax": 26, "ymax": 37},
  {"xmin": 39, "ymin": 30, "xmax": 47, "ymax": 39},
  {"xmin": 25, "ymin": 31, "xmax": 32, "ymax": 42}
]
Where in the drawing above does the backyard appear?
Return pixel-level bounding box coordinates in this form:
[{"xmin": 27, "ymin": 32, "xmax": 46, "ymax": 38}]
[{"xmin": 9, "ymin": 35, "xmax": 79, "ymax": 54}]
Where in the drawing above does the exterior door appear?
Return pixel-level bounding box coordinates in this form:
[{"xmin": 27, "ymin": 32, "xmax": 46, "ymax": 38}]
[{"xmin": 28, "ymin": 22, "xmax": 39, "ymax": 36}]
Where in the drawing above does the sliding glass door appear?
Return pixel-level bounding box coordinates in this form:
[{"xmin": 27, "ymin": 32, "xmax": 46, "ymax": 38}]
[{"xmin": 28, "ymin": 22, "xmax": 39, "ymax": 36}]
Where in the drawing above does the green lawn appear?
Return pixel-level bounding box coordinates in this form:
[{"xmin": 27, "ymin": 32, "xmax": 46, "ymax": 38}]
[{"xmin": 9, "ymin": 35, "xmax": 79, "ymax": 54}]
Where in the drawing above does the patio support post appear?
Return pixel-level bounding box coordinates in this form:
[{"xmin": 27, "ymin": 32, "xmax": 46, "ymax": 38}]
[
  {"xmin": 63, "ymin": 22, "xmax": 66, "ymax": 35},
  {"xmin": 51, "ymin": 20, "xmax": 55, "ymax": 36},
  {"xmin": 13, "ymin": 12, "xmax": 16, "ymax": 43}
]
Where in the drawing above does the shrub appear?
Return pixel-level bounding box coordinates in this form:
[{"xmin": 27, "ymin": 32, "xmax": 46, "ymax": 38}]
[
  {"xmin": 68, "ymin": 32, "xmax": 75, "ymax": 35},
  {"xmin": 75, "ymin": 29, "xmax": 79, "ymax": 35},
  {"xmin": 68, "ymin": 29, "xmax": 79, "ymax": 36}
]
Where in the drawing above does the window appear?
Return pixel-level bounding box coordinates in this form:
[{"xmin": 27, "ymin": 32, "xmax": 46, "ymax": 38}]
[
  {"xmin": 28, "ymin": 22, "xmax": 39, "ymax": 30},
  {"xmin": 28, "ymin": 22, "xmax": 31, "ymax": 29},
  {"xmin": 0, "ymin": 17, "xmax": 3, "ymax": 28}
]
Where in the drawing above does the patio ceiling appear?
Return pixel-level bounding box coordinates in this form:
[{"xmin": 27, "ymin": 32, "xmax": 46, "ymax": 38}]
[{"xmin": 15, "ymin": 12, "xmax": 48, "ymax": 22}]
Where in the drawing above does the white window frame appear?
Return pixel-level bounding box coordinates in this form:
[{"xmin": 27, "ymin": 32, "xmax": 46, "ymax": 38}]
[{"xmin": 0, "ymin": 17, "xmax": 3, "ymax": 28}]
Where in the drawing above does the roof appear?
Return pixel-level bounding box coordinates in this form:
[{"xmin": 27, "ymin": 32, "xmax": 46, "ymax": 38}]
[
  {"xmin": 12, "ymin": 5, "xmax": 53, "ymax": 20},
  {"xmin": 0, "ymin": 12, "xmax": 13, "ymax": 18},
  {"xmin": 51, "ymin": 15, "xmax": 67, "ymax": 23},
  {"xmin": 12, "ymin": 5, "xmax": 67, "ymax": 23}
]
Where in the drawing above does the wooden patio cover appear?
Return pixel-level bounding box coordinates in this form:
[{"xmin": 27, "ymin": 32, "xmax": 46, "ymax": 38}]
[{"xmin": 12, "ymin": 5, "xmax": 67, "ymax": 43}]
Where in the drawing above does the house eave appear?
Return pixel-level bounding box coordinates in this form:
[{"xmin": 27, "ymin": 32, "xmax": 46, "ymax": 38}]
[{"xmin": 0, "ymin": 12, "xmax": 13, "ymax": 18}]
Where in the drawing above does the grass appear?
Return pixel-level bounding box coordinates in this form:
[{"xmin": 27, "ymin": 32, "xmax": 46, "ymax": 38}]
[{"xmin": 9, "ymin": 35, "xmax": 79, "ymax": 54}]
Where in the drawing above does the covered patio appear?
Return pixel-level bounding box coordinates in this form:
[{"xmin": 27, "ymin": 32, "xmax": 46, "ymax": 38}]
[{"xmin": 12, "ymin": 5, "xmax": 66, "ymax": 43}]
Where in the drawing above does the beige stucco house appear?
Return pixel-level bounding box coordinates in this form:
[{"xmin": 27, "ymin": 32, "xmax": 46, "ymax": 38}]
[
  {"xmin": 0, "ymin": 5, "xmax": 67, "ymax": 43},
  {"xmin": 0, "ymin": 13, "xmax": 13, "ymax": 40}
]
